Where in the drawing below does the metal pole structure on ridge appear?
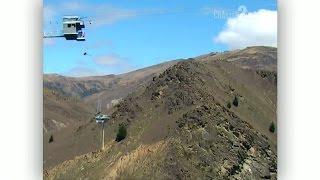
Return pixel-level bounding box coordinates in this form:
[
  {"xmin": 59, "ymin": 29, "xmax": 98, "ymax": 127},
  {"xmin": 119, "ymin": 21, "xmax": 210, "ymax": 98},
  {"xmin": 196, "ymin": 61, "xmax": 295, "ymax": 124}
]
[
  {"xmin": 102, "ymin": 123, "xmax": 105, "ymax": 150},
  {"xmin": 95, "ymin": 97, "xmax": 109, "ymax": 151}
]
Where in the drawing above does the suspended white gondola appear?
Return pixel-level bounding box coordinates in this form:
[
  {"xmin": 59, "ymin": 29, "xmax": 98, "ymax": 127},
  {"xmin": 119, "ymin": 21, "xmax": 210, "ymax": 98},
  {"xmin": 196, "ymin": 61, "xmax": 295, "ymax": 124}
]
[
  {"xmin": 95, "ymin": 98, "xmax": 110, "ymax": 124},
  {"xmin": 94, "ymin": 98, "xmax": 110, "ymax": 150},
  {"xmin": 44, "ymin": 15, "xmax": 87, "ymax": 41},
  {"xmin": 95, "ymin": 113, "xmax": 110, "ymax": 124},
  {"xmin": 62, "ymin": 16, "xmax": 86, "ymax": 41}
]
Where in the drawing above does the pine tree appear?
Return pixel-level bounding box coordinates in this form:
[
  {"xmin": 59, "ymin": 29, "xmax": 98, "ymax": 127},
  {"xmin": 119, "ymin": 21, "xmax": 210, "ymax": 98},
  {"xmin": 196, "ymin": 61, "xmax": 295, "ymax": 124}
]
[
  {"xmin": 49, "ymin": 135, "xmax": 54, "ymax": 143},
  {"xmin": 233, "ymin": 96, "xmax": 239, "ymax": 107},
  {"xmin": 116, "ymin": 124, "xmax": 127, "ymax": 142},
  {"xmin": 269, "ymin": 122, "xmax": 276, "ymax": 133}
]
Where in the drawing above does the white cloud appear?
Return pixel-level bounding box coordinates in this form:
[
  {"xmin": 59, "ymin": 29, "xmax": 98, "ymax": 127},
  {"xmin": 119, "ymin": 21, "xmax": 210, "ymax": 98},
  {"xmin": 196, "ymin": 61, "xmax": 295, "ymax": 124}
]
[
  {"xmin": 92, "ymin": 5, "xmax": 137, "ymax": 26},
  {"xmin": 63, "ymin": 66, "xmax": 103, "ymax": 77},
  {"xmin": 43, "ymin": 2, "xmax": 138, "ymax": 27},
  {"xmin": 63, "ymin": 2, "xmax": 85, "ymax": 11},
  {"xmin": 43, "ymin": 2, "xmax": 178, "ymax": 27},
  {"xmin": 94, "ymin": 54, "xmax": 126, "ymax": 66},
  {"xmin": 214, "ymin": 9, "xmax": 277, "ymax": 49},
  {"xmin": 63, "ymin": 53, "xmax": 136, "ymax": 77},
  {"xmin": 93, "ymin": 53, "xmax": 136, "ymax": 73}
]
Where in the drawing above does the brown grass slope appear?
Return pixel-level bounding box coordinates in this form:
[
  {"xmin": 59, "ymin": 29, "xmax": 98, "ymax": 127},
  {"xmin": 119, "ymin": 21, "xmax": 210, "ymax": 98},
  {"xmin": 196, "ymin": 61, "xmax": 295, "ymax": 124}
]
[
  {"xmin": 43, "ymin": 88, "xmax": 94, "ymax": 133},
  {"xmin": 43, "ymin": 60, "xmax": 179, "ymax": 169},
  {"xmin": 45, "ymin": 47, "xmax": 277, "ymax": 179},
  {"xmin": 44, "ymin": 60, "xmax": 179, "ymax": 110},
  {"xmin": 43, "ymin": 88, "xmax": 99, "ymax": 168},
  {"xmin": 82, "ymin": 60, "xmax": 179, "ymax": 109}
]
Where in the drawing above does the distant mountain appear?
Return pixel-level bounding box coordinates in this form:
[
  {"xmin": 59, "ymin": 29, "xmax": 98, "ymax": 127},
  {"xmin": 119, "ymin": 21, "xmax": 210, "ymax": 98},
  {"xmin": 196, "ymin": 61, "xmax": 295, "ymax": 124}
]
[
  {"xmin": 43, "ymin": 60, "xmax": 179, "ymax": 131},
  {"xmin": 198, "ymin": 46, "xmax": 277, "ymax": 71},
  {"xmin": 198, "ymin": 46, "xmax": 277, "ymax": 85},
  {"xmin": 44, "ymin": 46, "xmax": 277, "ymax": 179}
]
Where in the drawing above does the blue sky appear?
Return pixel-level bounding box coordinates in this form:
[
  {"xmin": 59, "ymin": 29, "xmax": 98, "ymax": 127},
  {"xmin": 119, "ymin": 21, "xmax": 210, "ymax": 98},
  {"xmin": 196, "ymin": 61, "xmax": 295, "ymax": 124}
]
[{"xmin": 43, "ymin": 0, "xmax": 277, "ymax": 76}]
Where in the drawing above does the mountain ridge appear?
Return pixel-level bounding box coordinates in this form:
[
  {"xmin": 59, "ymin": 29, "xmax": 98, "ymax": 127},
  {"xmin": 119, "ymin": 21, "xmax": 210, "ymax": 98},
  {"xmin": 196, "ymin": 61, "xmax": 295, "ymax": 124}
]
[{"xmin": 44, "ymin": 46, "xmax": 277, "ymax": 179}]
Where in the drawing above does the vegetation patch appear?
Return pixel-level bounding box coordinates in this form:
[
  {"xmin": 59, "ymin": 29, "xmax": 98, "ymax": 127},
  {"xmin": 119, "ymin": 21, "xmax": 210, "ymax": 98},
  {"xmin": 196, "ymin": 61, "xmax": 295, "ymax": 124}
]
[
  {"xmin": 116, "ymin": 124, "xmax": 127, "ymax": 142},
  {"xmin": 227, "ymin": 102, "xmax": 231, "ymax": 109},
  {"xmin": 233, "ymin": 96, "xmax": 239, "ymax": 107},
  {"xmin": 269, "ymin": 121, "xmax": 276, "ymax": 133},
  {"xmin": 49, "ymin": 135, "xmax": 54, "ymax": 143}
]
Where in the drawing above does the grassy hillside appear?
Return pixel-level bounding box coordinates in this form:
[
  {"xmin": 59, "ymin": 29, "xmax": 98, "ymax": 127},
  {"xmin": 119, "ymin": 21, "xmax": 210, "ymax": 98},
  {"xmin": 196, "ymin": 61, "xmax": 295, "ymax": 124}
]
[
  {"xmin": 43, "ymin": 60, "xmax": 178, "ymax": 168},
  {"xmin": 44, "ymin": 46, "xmax": 277, "ymax": 179}
]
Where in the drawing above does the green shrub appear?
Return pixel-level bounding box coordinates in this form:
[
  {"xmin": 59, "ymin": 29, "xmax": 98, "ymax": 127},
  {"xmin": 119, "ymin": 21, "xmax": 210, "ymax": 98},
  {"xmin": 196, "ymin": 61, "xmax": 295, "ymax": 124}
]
[
  {"xmin": 227, "ymin": 102, "xmax": 231, "ymax": 108},
  {"xmin": 233, "ymin": 96, "xmax": 239, "ymax": 107},
  {"xmin": 116, "ymin": 124, "xmax": 127, "ymax": 142},
  {"xmin": 269, "ymin": 121, "xmax": 276, "ymax": 133}
]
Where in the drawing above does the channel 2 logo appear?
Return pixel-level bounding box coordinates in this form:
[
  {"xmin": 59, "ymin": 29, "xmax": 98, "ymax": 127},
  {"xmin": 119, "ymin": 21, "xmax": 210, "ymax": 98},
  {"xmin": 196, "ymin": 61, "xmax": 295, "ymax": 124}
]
[
  {"xmin": 238, "ymin": 5, "xmax": 248, "ymax": 15},
  {"xmin": 212, "ymin": 5, "xmax": 248, "ymax": 19}
]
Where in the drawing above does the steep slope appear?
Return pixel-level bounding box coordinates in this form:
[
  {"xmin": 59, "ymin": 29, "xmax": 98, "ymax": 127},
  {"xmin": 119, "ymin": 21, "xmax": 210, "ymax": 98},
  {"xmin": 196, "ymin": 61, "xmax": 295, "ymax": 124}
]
[
  {"xmin": 44, "ymin": 48, "xmax": 277, "ymax": 179},
  {"xmin": 44, "ymin": 60, "xmax": 179, "ymax": 112},
  {"xmin": 199, "ymin": 46, "xmax": 277, "ymax": 85},
  {"xmin": 82, "ymin": 60, "xmax": 179, "ymax": 109},
  {"xmin": 198, "ymin": 46, "xmax": 277, "ymax": 71},
  {"xmin": 43, "ymin": 88, "xmax": 94, "ymax": 133},
  {"xmin": 43, "ymin": 60, "xmax": 178, "ymax": 168},
  {"xmin": 43, "ymin": 88, "xmax": 97, "ymax": 168}
]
